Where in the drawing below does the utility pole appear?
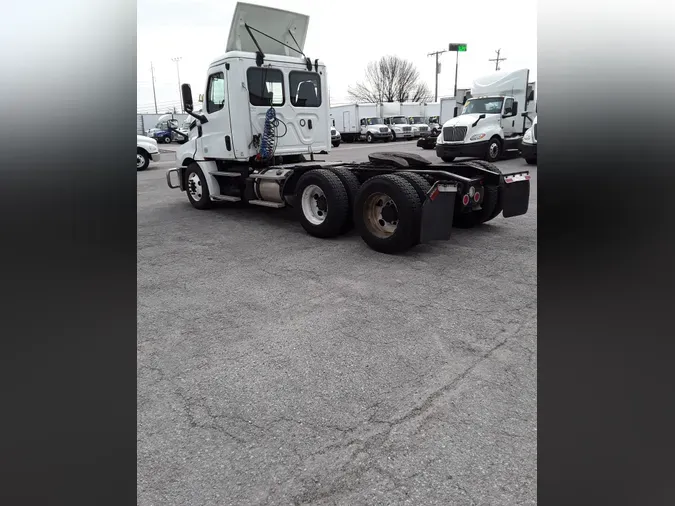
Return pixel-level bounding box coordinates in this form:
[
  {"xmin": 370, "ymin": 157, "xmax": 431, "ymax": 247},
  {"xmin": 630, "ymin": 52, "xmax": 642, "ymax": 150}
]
[
  {"xmin": 150, "ymin": 62, "xmax": 158, "ymax": 114},
  {"xmin": 489, "ymin": 49, "xmax": 507, "ymax": 71},
  {"xmin": 427, "ymin": 49, "xmax": 447, "ymax": 102},
  {"xmin": 171, "ymin": 57, "xmax": 183, "ymax": 113}
]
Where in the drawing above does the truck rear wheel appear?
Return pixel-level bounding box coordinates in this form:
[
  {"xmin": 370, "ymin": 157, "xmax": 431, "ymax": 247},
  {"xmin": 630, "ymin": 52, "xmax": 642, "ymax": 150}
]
[
  {"xmin": 465, "ymin": 160, "xmax": 503, "ymax": 222},
  {"xmin": 441, "ymin": 156, "xmax": 455, "ymax": 162},
  {"xmin": 396, "ymin": 172, "xmax": 432, "ymax": 245},
  {"xmin": 354, "ymin": 174, "xmax": 421, "ymax": 254},
  {"xmin": 185, "ymin": 163, "xmax": 213, "ymax": 210},
  {"xmin": 328, "ymin": 167, "xmax": 361, "ymax": 233},
  {"xmin": 296, "ymin": 169, "xmax": 350, "ymax": 238}
]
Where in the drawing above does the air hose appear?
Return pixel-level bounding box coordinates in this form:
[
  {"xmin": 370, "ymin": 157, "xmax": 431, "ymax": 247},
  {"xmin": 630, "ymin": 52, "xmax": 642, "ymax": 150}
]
[{"xmin": 258, "ymin": 106, "xmax": 277, "ymax": 161}]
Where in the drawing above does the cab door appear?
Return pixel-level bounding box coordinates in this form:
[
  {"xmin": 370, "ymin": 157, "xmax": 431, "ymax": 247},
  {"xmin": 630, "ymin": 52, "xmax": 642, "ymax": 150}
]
[
  {"xmin": 286, "ymin": 70, "xmax": 329, "ymax": 153},
  {"xmin": 199, "ymin": 65, "xmax": 235, "ymax": 160}
]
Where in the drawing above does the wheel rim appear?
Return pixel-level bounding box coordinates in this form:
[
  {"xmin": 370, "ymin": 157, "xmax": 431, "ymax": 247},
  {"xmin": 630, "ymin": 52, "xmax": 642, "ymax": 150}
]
[
  {"xmin": 363, "ymin": 192, "xmax": 398, "ymax": 238},
  {"xmin": 367, "ymin": 134, "xmax": 372, "ymax": 143},
  {"xmin": 301, "ymin": 184, "xmax": 327, "ymax": 225},
  {"xmin": 165, "ymin": 137, "xmax": 171, "ymax": 143},
  {"xmin": 489, "ymin": 142, "xmax": 499, "ymax": 159},
  {"xmin": 187, "ymin": 172, "xmax": 203, "ymax": 201},
  {"xmin": 136, "ymin": 154, "xmax": 145, "ymax": 168}
]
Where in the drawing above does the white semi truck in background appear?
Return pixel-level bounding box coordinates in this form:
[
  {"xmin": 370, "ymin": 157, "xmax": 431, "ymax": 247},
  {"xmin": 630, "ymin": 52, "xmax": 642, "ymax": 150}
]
[
  {"xmin": 330, "ymin": 103, "xmax": 392, "ymax": 143},
  {"xmin": 432, "ymin": 69, "xmax": 536, "ymax": 162},
  {"xmin": 164, "ymin": 2, "xmax": 532, "ymax": 254},
  {"xmin": 400, "ymin": 102, "xmax": 430, "ymax": 138}
]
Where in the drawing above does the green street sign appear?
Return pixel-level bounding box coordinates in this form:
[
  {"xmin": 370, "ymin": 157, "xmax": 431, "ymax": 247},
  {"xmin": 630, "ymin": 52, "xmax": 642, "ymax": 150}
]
[{"xmin": 449, "ymin": 43, "xmax": 468, "ymax": 52}]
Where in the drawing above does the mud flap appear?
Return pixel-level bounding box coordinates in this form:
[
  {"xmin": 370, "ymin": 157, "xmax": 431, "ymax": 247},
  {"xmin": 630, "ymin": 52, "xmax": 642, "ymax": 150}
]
[
  {"xmin": 501, "ymin": 172, "xmax": 531, "ymax": 218},
  {"xmin": 419, "ymin": 183, "xmax": 457, "ymax": 243}
]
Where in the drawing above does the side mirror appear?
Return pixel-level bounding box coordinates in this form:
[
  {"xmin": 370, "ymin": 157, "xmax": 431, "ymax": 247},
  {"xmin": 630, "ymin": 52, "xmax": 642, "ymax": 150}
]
[{"xmin": 181, "ymin": 84, "xmax": 194, "ymax": 112}]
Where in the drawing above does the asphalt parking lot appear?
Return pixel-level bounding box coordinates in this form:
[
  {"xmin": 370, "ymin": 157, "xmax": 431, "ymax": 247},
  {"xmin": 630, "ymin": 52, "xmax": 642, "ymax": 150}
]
[{"xmin": 137, "ymin": 140, "xmax": 537, "ymax": 505}]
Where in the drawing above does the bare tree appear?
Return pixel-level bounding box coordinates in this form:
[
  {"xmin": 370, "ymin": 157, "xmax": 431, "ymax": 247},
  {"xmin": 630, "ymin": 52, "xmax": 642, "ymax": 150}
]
[{"xmin": 348, "ymin": 56, "xmax": 433, "ymax": 103}]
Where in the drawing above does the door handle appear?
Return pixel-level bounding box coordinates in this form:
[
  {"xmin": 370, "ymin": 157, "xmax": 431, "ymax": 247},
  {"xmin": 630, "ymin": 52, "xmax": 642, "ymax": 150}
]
[{"xmin": 308, "ymin": 119, "xmax": 313, "ymax": 130}]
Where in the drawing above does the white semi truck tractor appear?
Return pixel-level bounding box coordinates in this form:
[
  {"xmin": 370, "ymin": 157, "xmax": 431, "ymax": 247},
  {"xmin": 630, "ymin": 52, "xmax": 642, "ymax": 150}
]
[
  {"xmin": 165, "ymin": 2, "xmax": 532, "ymax": 253},
  {"xmin": 434, "ymin": 69, "xmax": 536, "ymax": 162}
]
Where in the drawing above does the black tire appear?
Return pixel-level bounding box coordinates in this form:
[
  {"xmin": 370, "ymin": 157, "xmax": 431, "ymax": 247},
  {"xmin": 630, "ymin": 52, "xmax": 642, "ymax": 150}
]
[
  {"xmin": 465, "ymin": 161, "xmax": 503, "ymax": 222},
  {"xmin": 441, "ymin": 156, "xmax": 455, "ymax": 163},
  {"xmin": 163, "ymin": 136, "xmax": 172, "ymax": 144},
  {"xmin": 327, "ymin": 167, "xmax": 361, "ymax": 233},
  {"xmin": 396, "ymin": 172, "xmax": 432, "ymax": 246},
  {"xmin": 366, "ymin": 132, "xmax": 373, "ymax": 143},
  {"xmin": 185, "ymin": 163, "xmax": 213, "ymax": 210},
  {"xmin": 525, "ymin": 157, "xmax": 536, "ymax": 165},
  {"xmin": 137, "ymin": 149, "xmax": 150, "ymax": 171},
  {"xmin": 354, "ymin": 174, "xmax": 421, "ymax": 254},
  {"xmin": 332, "ymin": 141, "xmax": 340, "ymax": 147},
  {"xmin": 396, "ymin": 172, "xmax": 431, "ymax": 203},
  {"xmin": 296, "ymin": 169, "xmax": 350, "ymax": 238},
  {"xmin": 485, "ymin": 137, "xmax": 502, "ymax": 162}
]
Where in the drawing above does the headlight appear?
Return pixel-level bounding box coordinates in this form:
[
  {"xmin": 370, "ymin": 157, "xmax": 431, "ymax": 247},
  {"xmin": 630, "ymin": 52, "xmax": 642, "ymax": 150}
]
[
  {"xmin": 394, "ymin": 127, "xmax": 402, "ymax": 132},
  {"xmin": 523, "ymin": 129, "xmax": 534, "ymax": 143},
  {"xmin": 469, "ymin": 133, "xmax": 486, "ymax": 141}
]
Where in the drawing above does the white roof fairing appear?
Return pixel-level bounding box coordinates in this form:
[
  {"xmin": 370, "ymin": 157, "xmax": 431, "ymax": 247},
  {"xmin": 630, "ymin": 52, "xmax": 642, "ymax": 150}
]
[
  {"xmin": 471, "ymin": 69, "xmax": 529, "ymax": 98},
  {"xmin": 226, "ymin": 2, "xmax": 310, "ymax": 57}
]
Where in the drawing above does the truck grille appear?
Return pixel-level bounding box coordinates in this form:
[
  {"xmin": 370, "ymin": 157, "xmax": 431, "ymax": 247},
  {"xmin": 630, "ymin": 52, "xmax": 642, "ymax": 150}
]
[
  {"xmin": 419, "ymin": 126, "xmax": 428, "ymax": 132},
  {"xmin": 380, "ymin": 127, "xmax": 389, "ymax": 133},
  {"xmin": 403, "ymin": 126, "xmax": 412, "ymax": 133},
  {"xmin": 533, "ymin": 123, "xmax": 538, "ymax": 141},
  {"xmin": 443, "ymin": 126, "xmax": 467, "ymax": 142}
]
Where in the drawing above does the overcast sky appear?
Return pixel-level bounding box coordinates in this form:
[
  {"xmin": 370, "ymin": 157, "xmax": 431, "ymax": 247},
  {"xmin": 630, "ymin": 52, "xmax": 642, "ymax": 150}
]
[{"xmin": 137, "ymin": 0, "xmax": 537, "ymax": 113}]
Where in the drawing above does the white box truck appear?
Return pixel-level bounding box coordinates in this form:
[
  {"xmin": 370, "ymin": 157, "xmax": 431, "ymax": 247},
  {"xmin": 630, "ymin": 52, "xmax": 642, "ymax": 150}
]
[
  {"xmin": 401, "ymin": 102, "xmax": 430, "ymax": 138},
  {"xmin": 381, "ymin": 103, "xmax": 414, "ymax": 141},
  {"xmin": 434, "ymin": 69, "xmax": 537, "ymax": 162},
  {"xmin": 164, "ymin": 2, "xmax": 532, "ymax": 254},
  {"xmin": 330, "ymin": 103, "xmax": 392, "ymax": 143}
]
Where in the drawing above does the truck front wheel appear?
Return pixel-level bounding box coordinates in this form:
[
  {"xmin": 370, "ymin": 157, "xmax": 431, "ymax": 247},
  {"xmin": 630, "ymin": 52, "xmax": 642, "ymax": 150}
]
[
  {"xmin": 185, "ymin": 163, "xmax": 213, "ymax": 210},
  {"xmin": 485, "ymin": 137, "xmax": 502, "ymax": 162},
  {"xmin": 354, "ymin": 174, "xmax": 421, "ymax": 254},
  {"xmin": 296, "ymin": 169, "xmax": 350, "ymax": 238},
  {"xmin": 366, "ymin": 132, "xmax": 374, "ymax": 143}
]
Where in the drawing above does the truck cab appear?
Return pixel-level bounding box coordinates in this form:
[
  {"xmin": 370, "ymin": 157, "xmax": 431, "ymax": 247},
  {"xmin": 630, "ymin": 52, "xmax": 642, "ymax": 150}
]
[
  {"xmin": 360, "ymin": 116, "xmax": 392, "ymax": 143},
  {"xmin": 427, "ymin": 116, "xmax": 441, "ymax": 136},
  {"xmin": 176, "ymin": 2, "xmax": 329, "ymax": 176},
  {"xmin": 384, "ymin": 116, "xmax": 413, "ymax": 141},
  {"xmin": 407, "ymin": 116, "xmax": 431, "ymax": 138},
  {"xmin": 435, "ymin": 69, "xmax": 535, "ymax": 162}
]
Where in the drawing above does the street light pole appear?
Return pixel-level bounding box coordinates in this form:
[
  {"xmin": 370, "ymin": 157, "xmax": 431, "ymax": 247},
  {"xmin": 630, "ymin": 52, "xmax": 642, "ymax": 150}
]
[
  {"xmin": 171, "ymin": 57, "xmax": 183, "ymax": 113},
  {"xmin": 448, "ymin": 43, "xmax": 467, "ymax": 99}
]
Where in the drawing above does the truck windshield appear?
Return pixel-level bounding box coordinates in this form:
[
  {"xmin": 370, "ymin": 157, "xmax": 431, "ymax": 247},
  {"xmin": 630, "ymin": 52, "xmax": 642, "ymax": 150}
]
[
  {"xmin": 366, "ymin": 118, "xmax": 384, "ymax": 125},
  {"xmin": 391, "ymin": 117, "xmax": 408, "ymax": 124},
  {"xmin": 461, "ymin": 97, "xmax": 504, "ymax": 115},
  {"xmin": 408, "ymin": 116, "xmax": 425, "ymax": 124}
]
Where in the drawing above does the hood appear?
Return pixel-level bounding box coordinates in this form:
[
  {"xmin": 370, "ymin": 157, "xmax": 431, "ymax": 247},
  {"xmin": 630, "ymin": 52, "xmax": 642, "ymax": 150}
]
[
  {"xmin": 137, "ymin": 134, "xmax": 156, "ymax": 143},
  {"xmin": 226, "ymin": 2, "xmax": 309, "ymax": 56},
  {"xmin": 444, "ymin": 113, "xmax": 499, "ymax": 128}
]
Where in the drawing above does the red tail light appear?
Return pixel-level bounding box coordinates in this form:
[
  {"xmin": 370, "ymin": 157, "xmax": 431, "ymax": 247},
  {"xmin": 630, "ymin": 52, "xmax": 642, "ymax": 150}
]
[
  {"xmin": 462, "ymin": 194, "xmax": 470, "ymax": 206},
  {"xmin": 474, "ymin": 192, "xmax": 481, "ymax": 202}
]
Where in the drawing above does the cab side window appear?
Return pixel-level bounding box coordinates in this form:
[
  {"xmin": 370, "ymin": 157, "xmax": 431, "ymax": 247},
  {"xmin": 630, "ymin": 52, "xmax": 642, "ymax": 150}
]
[
  {"xmin": 247, "ymin": 68, "xmax": 284, "ymax": 106},
  {"xmin": 289, "ymin": 71, "xmax": 322, "ymax": 107},
  {"xmin": 206, "ymin": 72, "xmax": 225, "ymax": 113}
]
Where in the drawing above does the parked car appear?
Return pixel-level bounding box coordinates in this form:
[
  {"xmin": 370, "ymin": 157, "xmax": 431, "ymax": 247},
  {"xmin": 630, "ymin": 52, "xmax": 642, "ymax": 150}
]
[
  {"xmin": 331, "ymin": 126, "xmax": 341, "ymax": 147},
  {"xmin": 137, "ymin": 135, "xmax": 160, "ymax": 171}
]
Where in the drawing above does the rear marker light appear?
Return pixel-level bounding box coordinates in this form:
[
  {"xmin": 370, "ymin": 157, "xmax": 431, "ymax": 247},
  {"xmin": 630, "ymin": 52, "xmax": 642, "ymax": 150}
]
[
  {"xmin": 474, "ymin": 192, "xmax": 481, "ymax": 202},
  {"xmin": 462, "ymin": 194, "xmax": 470, "ymax": 206},
  {"xmin": 429, "ymin": 187, "xmax": 440, "ymax": 201}
]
